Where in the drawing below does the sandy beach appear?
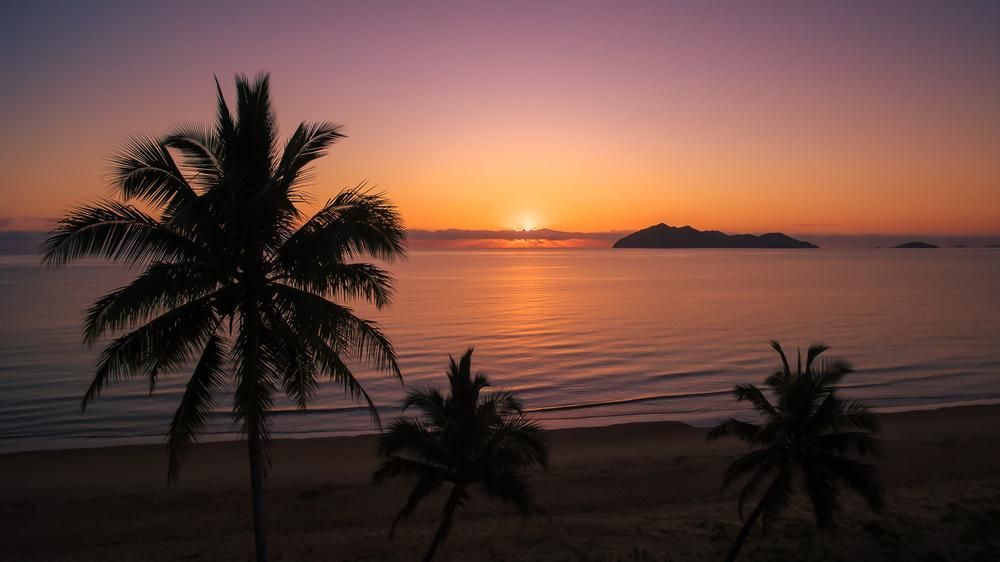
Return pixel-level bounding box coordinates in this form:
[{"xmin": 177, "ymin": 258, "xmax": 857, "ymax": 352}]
[{"xmin": 3, "ymin": 404, "xmax": 1000, "ymax": 561}]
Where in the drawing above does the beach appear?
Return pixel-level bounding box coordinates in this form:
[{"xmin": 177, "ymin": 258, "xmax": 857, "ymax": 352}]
[{"xmin": 3, "ymin": 404, "xmax": 999, "ymax": 561}]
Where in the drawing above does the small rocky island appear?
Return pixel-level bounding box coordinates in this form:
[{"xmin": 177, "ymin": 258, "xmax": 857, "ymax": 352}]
[
  {"xmin": 895, "ymin": 241, "xmax": 939, "ymax": 248},
  {"xmin": 613, "ymin": 223, "xmax": 817, "ymax": 248}
]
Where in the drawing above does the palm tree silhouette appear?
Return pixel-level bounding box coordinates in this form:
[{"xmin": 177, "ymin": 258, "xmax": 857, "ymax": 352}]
[
  {"xmin": 708, "ymin": 341, "xmax": 884, "ymax": 562},
  {"xmin": 374, "ymin": 348, "xmax": 548, "ymax": 562},
  {"xmin": 42, "ymin": 74, "xmax": 406, "ymax": 562}
]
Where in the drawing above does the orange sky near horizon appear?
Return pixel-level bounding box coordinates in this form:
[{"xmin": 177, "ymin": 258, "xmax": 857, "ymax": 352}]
[{"xmin": 1, "ymin": 1, "xmax": 998, "ymax": 236}]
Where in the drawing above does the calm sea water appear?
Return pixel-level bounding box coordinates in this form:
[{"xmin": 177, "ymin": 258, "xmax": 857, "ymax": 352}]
[{"xmin": 1, "ymin": 249, "xmax": 998, "ymax": 453}]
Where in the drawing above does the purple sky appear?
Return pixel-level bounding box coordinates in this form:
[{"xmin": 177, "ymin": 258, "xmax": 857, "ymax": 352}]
[{"xmin": 2, "ymin": 1, "xmax": 998, "ymax": 234}]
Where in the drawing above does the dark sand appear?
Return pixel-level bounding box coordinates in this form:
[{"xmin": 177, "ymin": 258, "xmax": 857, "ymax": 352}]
[{"xmin": 3, "ymin": 405, "xmax": 1000, "ymax": 561}]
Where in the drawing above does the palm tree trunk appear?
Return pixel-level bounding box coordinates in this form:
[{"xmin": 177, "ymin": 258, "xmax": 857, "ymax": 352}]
[
  {"xmin": 248, "ymin": 424, "xmax": 268, "ymax": 562},
  {"xmin": 724, "ymin": 495, "xmax": 766, "ymax": 562},
  {"xmin": 243, "ymin": 298, "xmax": 268, "ymax": 562},
  {"xmin": 726, "ymin": 473, "xmax": 789, "ymax": 562},
  {"xmin": 422, "ymin": 486, "xmax": 464, "ymax": 562}
]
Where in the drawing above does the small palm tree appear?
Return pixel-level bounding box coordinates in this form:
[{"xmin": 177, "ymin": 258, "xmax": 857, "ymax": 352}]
[
  {"xmin": 43, "ymin": 74, "xmax": 406, "ymax": 562},
  {"xmin": 708, "ymin": 341, "xmax": 884, "ymax": 562},
  {"xmin": 374, "ymin": 348, "xmax": 548, "ymax": 562}
]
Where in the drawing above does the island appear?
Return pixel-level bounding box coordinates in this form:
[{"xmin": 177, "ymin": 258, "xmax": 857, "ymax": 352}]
[
  {"xmin": 895, "ymin": 241, "xmax": 939, "ymax": 249},
  {"xmin": 612, "ymin": 223, "xmax": 817, "ymax": 249}
]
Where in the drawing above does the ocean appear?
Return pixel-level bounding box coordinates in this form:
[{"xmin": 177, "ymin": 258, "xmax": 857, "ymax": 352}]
[{"xmin": 1, "ymin": 249, "xmax": 998, "ymax": 453}]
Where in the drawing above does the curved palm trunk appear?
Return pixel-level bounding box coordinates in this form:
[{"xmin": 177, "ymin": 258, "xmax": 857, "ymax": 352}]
[
  {"xmin": 726, "ymin": 468, "xmax": 782, "ymax": 562},
  {"xmin": 422, "ymin": 485, "xmax": 465, "ymax": 562},
  {"xmin": 725, "ymin": 495, "xmax": 766, "ymax": 562}
]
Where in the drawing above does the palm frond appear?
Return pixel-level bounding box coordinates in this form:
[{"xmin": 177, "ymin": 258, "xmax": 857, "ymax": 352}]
[
  {"xmin": 374, "ymin": 455, "xmax": 444, "ymax": 484},
  {"xmin": 83, "ymin": 261, "xmax": 220, "ymax": 344},
  {"xmin": 109, "ymin": 136, "xmax": 196, "ymax": 214},
  {"xmin": 167, "ymin": 333, "xmax": 227, "ymax": 481},
  {"xmin": 733, "ymin": 383, "xmax": 778, "ymax": 418},
  {"xmin": 275, "ymin": 262, "xmax": 395, "ymax": 309},
  {"xmin": 770, "ymin": 340, "xmax": 792, "ymax": 379},
  {"xmin": 260, "ymin": 308, "xmax": 319, "ymax": 410},
  {"xmin": 402, "ymin": 388, "xmax": 450, "ymax": 429},
  {"xmin": 720, "ymin": 448, "xmax": 772, "ymax": 491},
  {"xmin": 232, "ymin": 72, "xmax": 278, "ymax": 187},
  {"xmin": 800, "ymin": 460, "xmax": 839, "ymax": 527},
  {"xmin": 804, "ymin": 344, "xmax": 829, "ymax": 372},
  {"xmin": 309, "ymin": 334, "xmax": 382, "ymax": 426},
  {"xmin": 276, "ymin": 186, "xmax": 406, "ymax": 267},
  {"xmin": 479, "ymin": 470, "xmax": 541, "ymax": 517},
  {"xmin": 707, "ymin": 418, "xmax": 762, "ymax": 444},
  {"xmin": 497, "ymin": 417, "xmax": 549, "ymax": 468},
  {"xmin": 213, "ymin": 76, "xmax": 236, "ymax": 149},
  {"xmin": 82, "ymin": 293, "xmax": 221, "ymax": 410},
  {"xmin": 812, "ymin": 453, "xmax": 884, "ymax": 513},
  {"xmin": 162, "ymin": 125, "xmax": 223, "ymax": 189},
  {"xmin": 810, "ymin": 431, "xmax": 880, "ymax": 456},
  {"xmin": 42, "ymin": 201, "xmax": 203, "ymax": 266},
  {"xmin": 270, "ymin": 283, "xmax": 401, "ymax": 378},
  {"xmin": 231, "ymin": 312, "xmax": 277, "ymax": 469},
  {"xmin": 275, "ymin": 122, "xmax": 345, "ymax": 195},
  {"xmin": 839, "ymin": 398, "xmax": 881, "ymax": 433},
  {"xmin": 381, "ymin": 473, "xmax": 441, "ymax": 537},
  {"xmin": 812, "ymin": 359, "xmax": 854, "ymax": 392},
  {"xmin": 378, "ymin": 418, "xmax": 449, "ymax": 465}
]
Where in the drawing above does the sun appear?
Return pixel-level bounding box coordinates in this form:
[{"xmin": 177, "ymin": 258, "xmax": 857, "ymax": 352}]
[{"xmin": 516, "ymin": 213, "xmax": 540, "ymax": 232}]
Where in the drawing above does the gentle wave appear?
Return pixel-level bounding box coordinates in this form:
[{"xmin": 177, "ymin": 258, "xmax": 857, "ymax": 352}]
[{"xmin": 1, "ymin": 249, "xmax": 999, "ymax": 453}]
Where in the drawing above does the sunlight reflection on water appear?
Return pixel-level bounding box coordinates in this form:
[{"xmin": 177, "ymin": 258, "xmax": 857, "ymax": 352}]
[{"xmin": 1, "ymin": 249, "xmax": 998, "ymax": 452}]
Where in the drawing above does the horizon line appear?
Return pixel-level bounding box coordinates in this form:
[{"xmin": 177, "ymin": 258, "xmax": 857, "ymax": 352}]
[{"xmin": 3, "ymin": 227, "xmax": 1000, "ymax": 239}]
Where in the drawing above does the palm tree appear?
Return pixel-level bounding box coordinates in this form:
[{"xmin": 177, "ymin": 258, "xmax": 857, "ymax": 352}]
[
  {"xmin": 42, "ymin": 74, "xmax": 406, "ymax": 562},
  {"xmin": 374, "ymin": 348, "xmax": 548, "ymax": 562},
  {"xmin": 707, "ymin": 342, "xmax": 884, "ymax": 562}
]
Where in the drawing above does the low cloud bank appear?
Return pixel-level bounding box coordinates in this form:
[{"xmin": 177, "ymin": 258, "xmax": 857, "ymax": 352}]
[
  {"xmin": 407, "ymin": 229, "xmax": 627, "ymax": 249},
  {"xmin": 408, "ymin": 228, "xmax": 625, "ymax": 241}
]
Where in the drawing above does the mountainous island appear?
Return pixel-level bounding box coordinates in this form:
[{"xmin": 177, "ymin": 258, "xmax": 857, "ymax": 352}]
[
  {"xmin": 613, "ymin": 223, "xmax": 817, "ymax": 249},
  {"xmin": 894, "ymin": 241, "xmax": 939, "ymax": 249}
]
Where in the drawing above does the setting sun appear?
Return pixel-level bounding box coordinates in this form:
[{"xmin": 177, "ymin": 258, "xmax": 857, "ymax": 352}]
[{"xmin": 516, "ymin": 213, "xmax": 540, "ymax": 232}]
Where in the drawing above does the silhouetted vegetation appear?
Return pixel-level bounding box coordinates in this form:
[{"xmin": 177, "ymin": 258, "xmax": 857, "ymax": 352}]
[
  {"xmin": 708, "ymin": 342, "xmax": 884, "ymax": 562},
  {"xmin": 374, "ymin": 348, "xmax": 548, "ymax": 562},
  {"xmin": 42, "ymin": 73, "xmax": 406, "ymax": 561}
]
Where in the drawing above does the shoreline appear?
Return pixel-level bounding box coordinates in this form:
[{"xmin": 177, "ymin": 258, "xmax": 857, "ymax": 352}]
[
  {"xmin": 5, "ymin": 397, "xmax": 1000, "ymax": 457},
  {"xmin": 4, "ymin": 404, "xmax": 1000, "ymax": 560}
]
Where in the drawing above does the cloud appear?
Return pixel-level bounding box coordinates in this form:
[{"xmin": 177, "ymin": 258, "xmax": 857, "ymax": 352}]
[
  {"xmin": 407, "ymin": 228, "xmax": 625, "ymax": 241},
  {"xmin": 0, "ymin": 231, "xmax": 47, "ymax": 255},
  {"xmin": 406, "ymin": 228, "xmax": 628, "ymax": 249}
]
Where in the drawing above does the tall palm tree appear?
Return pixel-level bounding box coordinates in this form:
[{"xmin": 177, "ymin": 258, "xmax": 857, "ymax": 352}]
[
  {"xmin": 374, "ymin": 348, "xmax": 548, "ymax": 562},
  {"xmin": 708, "ymin": 341, "xmax": 884, "ymax": 562},
  {"xmin": 42, "ymin": 74, "xmax": 406, "ymax": 562}
]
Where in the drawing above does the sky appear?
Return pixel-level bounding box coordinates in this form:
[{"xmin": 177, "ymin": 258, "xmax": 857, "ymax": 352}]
[{"xmin": 1, "ymin": 0, "xmax": 998, "ymax": 236}]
